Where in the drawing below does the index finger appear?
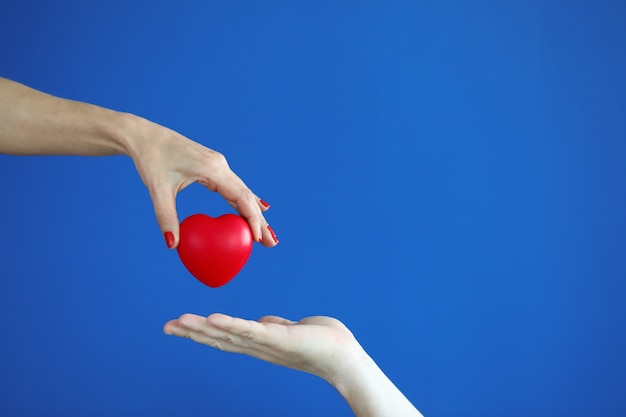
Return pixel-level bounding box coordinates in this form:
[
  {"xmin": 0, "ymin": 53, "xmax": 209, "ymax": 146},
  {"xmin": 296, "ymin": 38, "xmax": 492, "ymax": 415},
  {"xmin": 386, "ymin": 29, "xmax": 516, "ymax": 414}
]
[{"xmin": 207, "ymin": 173, "xmax": 272, "ymax": 246}]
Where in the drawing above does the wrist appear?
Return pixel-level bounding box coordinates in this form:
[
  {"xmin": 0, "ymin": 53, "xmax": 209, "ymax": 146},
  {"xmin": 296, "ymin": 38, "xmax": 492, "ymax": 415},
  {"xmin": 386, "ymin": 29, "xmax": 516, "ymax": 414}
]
[
  {"xmin": 328, "ymin": 344, "xmax": 378, "ymax": 395},
  {"xmin": 328, "ymin": 344, "xmax": 423, "ymax": 417},
  {"xmin": 106, "ymin": 111, "xmax": 145, "ymax": 159}
]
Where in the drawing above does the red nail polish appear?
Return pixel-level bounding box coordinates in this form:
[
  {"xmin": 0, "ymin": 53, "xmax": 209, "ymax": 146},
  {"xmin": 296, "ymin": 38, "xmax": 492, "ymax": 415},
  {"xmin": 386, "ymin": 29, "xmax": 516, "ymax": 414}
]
[
  {"xmin": 164, "ymin": 231, "xmax": 175, "ymax": 249},
  {"xmin": 267, "ymin": 225, "xmax": 278, "ymax": 243},
  {"xmin": 260, "ymin": 199, "xmax": 270, "ymax": 209}
]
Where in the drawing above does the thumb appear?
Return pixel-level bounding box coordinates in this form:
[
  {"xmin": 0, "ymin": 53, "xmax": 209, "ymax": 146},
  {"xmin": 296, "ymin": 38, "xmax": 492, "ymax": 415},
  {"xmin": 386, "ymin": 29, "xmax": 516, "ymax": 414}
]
[{"xmin": 150, "ymin": 184, "xmax": 180, "ymax": 249}]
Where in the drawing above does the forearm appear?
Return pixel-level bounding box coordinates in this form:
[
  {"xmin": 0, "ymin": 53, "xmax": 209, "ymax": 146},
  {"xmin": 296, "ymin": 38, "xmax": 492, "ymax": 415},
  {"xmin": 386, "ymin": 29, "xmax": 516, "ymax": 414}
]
[
  {"xmin": 0, "ymin": 77, "xmax": 130, "ymax": 156},
  {"xmin": 329, "ymin": 347, "xmax": 423, "ymax": 417}
]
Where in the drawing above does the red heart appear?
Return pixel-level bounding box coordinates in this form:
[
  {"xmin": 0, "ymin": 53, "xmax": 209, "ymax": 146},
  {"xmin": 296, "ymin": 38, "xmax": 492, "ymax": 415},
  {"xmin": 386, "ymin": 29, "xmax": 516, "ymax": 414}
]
[{"xmin": 177, "ymin": 214, "xmax": 253, "ymax": 288}]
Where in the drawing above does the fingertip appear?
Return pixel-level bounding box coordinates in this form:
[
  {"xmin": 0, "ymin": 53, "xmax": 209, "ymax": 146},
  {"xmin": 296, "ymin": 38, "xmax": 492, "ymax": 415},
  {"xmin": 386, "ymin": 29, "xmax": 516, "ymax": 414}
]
[
  {"xmin": 260, "ymin": 237, "xmax": 279, "ymax": 248},
  {"xmin": 256, "ymin": 225, "xmax": 279, "ymax": 247},
  {"xmin": 151, "ymin": 187, "xmax": 181, "ymax": 249},
  {"xmin": 163, "ymin": 231, "xmax": 176, "ymax": 249},
  {"xmin": 267, "ymin": 225, "xmax": 279, "ymax": 245},
  {"xmin": 172, "ymin": 231, "xmax": 180, "ymax": 249},
  {"xmin": 163, "ymin": 321, "xmax": 176, "ymax": 335},
  {"xmin": 162, "ymin": 223, "xmax": 181, "ymax": 249},
  {"xmin": 259, "ymin": 199, "xmax": 271, "ymax": 211},
  {"xmin": 245, "ymin": 215, "xmax": 264, "ymax": 244}
]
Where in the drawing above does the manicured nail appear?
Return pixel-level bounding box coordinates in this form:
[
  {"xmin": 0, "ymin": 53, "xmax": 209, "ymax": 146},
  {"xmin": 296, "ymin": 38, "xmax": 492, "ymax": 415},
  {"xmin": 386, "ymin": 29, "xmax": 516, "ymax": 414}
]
[
  {"xmin": 267, "ymin": 225, "xmax": 279, "ymax": 243},
  {"xmin": 164, "ymin": 231, "xmax": 175, "ymax": 249},
  {"xmin": 260, "ymin": 199, "xmax": 270, "ymax": 209},
  {"xmin": 258, "ymin": 228, "xmax": 263, "ymax": 242}
]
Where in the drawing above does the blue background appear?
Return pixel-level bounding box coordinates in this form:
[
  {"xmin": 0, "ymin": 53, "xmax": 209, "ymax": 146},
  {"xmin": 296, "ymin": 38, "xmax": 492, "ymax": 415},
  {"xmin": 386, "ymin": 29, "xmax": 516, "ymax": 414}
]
[{"xmin": 1, "ymin": 1, "xmax": 625, "ymax": 416}]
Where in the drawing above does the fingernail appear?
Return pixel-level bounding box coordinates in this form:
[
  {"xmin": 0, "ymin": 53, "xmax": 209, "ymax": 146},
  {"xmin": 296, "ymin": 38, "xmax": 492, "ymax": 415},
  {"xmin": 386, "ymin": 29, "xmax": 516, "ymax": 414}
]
[
  {"xmin": 164, "ymin": 231, "xmax": 175, "ymax": 249},
  {"xmin": 258, "ymin": 228, "xmax": 263, "ymax": 243},
  {"xmin": 267, "ymin": 225, "xmax": 279, "ymax": 244},
  {"xmin": 260, "ymin": 199, "xmax": 270, "ymax": 209}
]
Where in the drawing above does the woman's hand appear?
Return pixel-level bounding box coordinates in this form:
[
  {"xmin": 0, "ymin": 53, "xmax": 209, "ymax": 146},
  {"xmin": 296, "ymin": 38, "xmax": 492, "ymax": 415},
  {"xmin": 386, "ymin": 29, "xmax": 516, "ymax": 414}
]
[
  {"xmin": 164, "ymin": 313, "xmax": 423, "ymax": 417},
  {"xmin": 163, "ymin": 313, "xmax": 361, "ymax": 383},
  {"xmin": 121, "ymin": 115, "xmax": 278, "ymax": 248},
  {"xmin": 0, "ymin": 77, "xmax": 278, "ymax": 248}
]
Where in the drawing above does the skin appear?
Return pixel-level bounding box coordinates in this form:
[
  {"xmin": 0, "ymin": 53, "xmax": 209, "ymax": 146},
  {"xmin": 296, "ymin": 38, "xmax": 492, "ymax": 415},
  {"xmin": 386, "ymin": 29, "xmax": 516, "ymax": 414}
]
[
  {"xmin": 0, "ymin": 77, "xmax": 277, "ymax": 248},
  {"xmin": 164, "ymin": 313, "xmax": 424, "ymax": 417}
]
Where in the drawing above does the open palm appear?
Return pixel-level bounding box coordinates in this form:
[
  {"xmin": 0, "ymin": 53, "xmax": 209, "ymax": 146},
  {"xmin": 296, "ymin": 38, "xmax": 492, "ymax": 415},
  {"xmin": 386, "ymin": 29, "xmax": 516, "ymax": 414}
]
[{"xmin": 164, "ymin": 313, "xmax": 362, "ymax": 382}]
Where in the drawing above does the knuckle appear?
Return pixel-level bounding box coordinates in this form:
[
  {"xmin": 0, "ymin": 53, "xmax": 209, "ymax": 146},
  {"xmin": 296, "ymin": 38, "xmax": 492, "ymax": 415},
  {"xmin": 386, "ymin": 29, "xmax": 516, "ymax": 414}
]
[
  {"xmin": 239, "ymin": 331, "xmax": 254, "ymax": 341},
  {"xmin": 209, "ymin": 341, "xmax": 224, "ymax": 351},
  {"xmin": 209, "ymin": 150, "xmax": 228, "ymax": 167}
]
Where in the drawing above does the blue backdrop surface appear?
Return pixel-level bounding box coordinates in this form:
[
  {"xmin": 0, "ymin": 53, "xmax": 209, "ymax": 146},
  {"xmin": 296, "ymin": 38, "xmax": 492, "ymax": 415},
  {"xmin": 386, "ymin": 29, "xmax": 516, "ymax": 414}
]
[{"xmin": 1, "ymin": 1, "xmax": 625, "ymax": 416}]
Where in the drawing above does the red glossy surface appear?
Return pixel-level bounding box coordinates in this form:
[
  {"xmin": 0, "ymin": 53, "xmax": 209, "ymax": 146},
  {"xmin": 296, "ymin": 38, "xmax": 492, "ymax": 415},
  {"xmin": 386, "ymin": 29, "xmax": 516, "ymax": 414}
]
[{"xmin": 177, "ymin": 214, "xmax": 253, "ymax": 288}]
